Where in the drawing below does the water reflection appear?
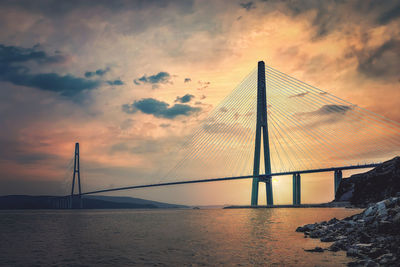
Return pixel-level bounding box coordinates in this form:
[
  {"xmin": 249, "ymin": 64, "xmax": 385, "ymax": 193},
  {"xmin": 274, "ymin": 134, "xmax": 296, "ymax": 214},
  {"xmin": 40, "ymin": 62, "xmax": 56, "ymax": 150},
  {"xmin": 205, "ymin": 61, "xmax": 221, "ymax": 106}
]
[{"xmin": 0, "ymin": 208, "xmax": 360, "ymax": 266}]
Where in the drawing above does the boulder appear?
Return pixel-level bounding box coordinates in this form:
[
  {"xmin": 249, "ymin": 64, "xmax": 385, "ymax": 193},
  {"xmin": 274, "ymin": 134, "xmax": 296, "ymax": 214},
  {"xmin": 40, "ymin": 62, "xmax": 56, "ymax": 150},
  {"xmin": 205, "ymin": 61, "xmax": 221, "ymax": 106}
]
[
  {"xmin": 321, "ymin": 235, "xmax": 335, "ymax": 242},
  {"xmin": 364, "ymin": 206, "xmax": 375, "ymax": 217},
  {"xmin": 376, "ymin": 253, "xmax": 394, "ymax": 265},
  {"xmin": 392, "ymin": 213, "xmax": 400, "ymax": 224},
  {"xmin": 346, "ymin": 247, "xmax": 364, "ymax": 258},
  {"xmin": 305, "ymin": 246, "xmax": 324, "ymax": 253},
  {"xmin": 376, "ymin": 201, "xmax": 388, "ymax": 217}
]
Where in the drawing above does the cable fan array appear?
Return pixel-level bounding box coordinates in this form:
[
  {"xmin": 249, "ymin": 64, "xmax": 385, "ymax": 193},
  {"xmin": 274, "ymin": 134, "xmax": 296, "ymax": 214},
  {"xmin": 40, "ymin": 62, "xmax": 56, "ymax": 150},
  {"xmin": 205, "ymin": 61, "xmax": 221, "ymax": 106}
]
[
  {"xmin": 157, "ymin": 69, "xmax": 258, "ymax": 182},
  {"xmin": 266, "ymin": 65, "xmax": 400, "ymax": 171},
  {"xmin": 155, "ymin": 65, "xmax": 400, "ymax": 183}
]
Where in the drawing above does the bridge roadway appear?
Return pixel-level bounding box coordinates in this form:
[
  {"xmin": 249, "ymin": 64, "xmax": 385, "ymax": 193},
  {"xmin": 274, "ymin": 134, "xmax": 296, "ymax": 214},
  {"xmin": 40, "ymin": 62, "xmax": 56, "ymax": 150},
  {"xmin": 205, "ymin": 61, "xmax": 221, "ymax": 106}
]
[{"xmin": 78, "ymin": 163, "xmax": 379, "ymax": 196}]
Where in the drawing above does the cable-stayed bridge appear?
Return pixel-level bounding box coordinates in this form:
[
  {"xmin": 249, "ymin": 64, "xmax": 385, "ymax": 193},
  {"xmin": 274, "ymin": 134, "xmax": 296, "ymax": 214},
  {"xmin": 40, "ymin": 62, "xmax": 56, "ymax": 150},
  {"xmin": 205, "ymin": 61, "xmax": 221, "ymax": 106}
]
[{"xmin": 63, "ymin": 61, "xmax": 400, "ymax": 208}]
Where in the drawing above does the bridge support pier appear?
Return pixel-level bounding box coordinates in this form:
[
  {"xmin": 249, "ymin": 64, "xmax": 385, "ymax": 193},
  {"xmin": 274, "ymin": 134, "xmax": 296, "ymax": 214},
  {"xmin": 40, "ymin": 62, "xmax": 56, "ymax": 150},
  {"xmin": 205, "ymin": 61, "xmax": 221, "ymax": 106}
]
[
  {"xmin": 251, "ymin": 61, "xmax": 273, "ymax": 206},
  {"xmin": 266, "ymin": 177, "xmax": 273, "ymax": 206},
  {"xmin": 334, "ymin": 169, "xmax": 342, "ymax": 196},
  {"xmin": 292, "ymin": 174, "xmax": 296, "ymax": 205},
  {"xmin": 292, "ymin": 173, "xmax": 301, "ymax": 205},
  {"xmin": 69, "ymin": 196, "xmax": 72, "ymax": 209}
]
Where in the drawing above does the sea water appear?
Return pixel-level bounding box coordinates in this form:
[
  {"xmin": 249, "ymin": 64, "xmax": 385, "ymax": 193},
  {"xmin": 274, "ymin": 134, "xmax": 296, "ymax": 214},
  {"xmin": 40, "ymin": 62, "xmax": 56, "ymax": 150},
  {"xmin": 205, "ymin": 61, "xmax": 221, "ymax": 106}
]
[{"xmin": 0, "ymin": 208, "xmax": 360, "ymax": 266}]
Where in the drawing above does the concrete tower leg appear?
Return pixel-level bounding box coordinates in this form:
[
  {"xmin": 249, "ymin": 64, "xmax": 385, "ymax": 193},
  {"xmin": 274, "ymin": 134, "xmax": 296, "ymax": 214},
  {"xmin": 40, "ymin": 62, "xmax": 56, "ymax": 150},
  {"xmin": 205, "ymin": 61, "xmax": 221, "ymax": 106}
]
[{"xmin": 251, "ymin": 61, "xmax": 273, "ymax": 206}]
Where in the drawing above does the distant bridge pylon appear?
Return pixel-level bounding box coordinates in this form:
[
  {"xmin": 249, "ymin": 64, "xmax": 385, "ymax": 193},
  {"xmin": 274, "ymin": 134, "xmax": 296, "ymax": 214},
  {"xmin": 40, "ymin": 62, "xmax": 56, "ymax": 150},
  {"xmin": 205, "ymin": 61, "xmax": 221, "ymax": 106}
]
[{"xmin": 70, "ymin": 142, "xmax": 82, "ymax": 208}]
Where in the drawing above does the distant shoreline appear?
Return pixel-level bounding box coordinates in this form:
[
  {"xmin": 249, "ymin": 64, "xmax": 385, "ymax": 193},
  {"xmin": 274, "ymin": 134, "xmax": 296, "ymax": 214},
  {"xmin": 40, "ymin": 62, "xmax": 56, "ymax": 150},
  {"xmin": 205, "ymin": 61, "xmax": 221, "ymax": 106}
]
[{"xmin": 0, "ymin": 195, "xmax": 188, "ymax": 210}]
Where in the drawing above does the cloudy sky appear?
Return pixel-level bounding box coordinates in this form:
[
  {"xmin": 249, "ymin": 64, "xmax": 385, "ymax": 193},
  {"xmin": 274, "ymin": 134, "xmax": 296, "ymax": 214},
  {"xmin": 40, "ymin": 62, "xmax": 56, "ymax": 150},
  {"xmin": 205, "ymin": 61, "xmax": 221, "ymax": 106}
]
[{"xmin": 0, "ymin": 0, "xmax": 399, "ymax": 205}]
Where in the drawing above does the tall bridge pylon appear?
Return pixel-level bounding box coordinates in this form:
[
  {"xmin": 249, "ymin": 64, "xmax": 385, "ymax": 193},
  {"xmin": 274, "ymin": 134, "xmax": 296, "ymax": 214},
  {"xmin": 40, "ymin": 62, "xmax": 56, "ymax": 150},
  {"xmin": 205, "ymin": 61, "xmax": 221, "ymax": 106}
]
[{"xmin": 251, "ymin": 61, "xmax": 273, "ymax": 206}]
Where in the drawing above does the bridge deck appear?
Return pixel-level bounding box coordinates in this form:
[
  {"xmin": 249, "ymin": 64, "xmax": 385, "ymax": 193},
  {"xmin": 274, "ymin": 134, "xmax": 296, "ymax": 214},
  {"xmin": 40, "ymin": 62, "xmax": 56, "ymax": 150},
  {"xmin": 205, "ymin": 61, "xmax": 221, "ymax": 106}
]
[{"xmin": 78, "ymin": 163, "xmax": 379, "ymax": 196}]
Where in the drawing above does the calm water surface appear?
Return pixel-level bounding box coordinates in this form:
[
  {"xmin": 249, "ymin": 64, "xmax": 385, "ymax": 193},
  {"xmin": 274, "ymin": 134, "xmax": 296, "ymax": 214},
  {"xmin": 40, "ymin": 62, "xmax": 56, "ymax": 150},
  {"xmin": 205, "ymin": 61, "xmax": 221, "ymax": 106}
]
[{"xmin": 0, "ymin": 208, "xmax": 360, "ymax": 266}]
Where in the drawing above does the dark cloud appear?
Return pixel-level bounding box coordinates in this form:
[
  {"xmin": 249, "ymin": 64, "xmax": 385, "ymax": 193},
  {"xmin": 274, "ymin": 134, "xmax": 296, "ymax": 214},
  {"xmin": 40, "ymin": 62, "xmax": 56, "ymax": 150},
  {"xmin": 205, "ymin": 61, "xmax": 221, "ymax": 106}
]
[
  {"xmin": 85, "ymin": 67, "xmax": 110, "ymax": 78},
  {"xmin": 134, "ymin": 72, "xmax": 171, "ymax": 88},
  {"xmin": 289, "ymin": 91, "xmax": 309, "ymax": 98},
  {"xmin": 184, "ymin": 78, "xmax": 191, "ymax": 83},
  {"xmin": 240, "ymin": 1, "xmax": 255, "ymax": 11},
  {"xmin": 265, "ymin": 0, "xmax": 400, "ymax": 39},
  {"xmin": 0, "ymin": 140, "xmax": 59, "ymax": 165},
  {"xmin": 0, "ymin": 44, "xmax": 99, "ymax": 96},
  {"xmin": 122, "ymin": 98, "xmax": 201, "ymax": 119},
  {"xmin": 4, "ymin": 72, "xmax": 100, "ymax": 97},
  {"xmin": 356, "ymin": 39, "xmax": 400, "ymax": 80},
  {"xmin": 295, "ymin": 104, "xmax": 352, "ymax": 120},
  {"xmin": 0, "ymin": 43, "xmax": 66, "ymax": 65},
  {"xmin": 293, "ymin": 104, "xmax": 353, "ymax": 129},
  {"xmin": 13, "ymin": 153, "xmax": 55, "ymax": 164},
  {"xmin": 175, "ymin": 94, "xmax": 194, "ymax": 103},
  {"xmin": 0, "ymin": 0, "xmax": 195, "ymax": 19},
  {"xmin": 107, "ymin": 79, "xmax": 124, "ymax": 86},
  {"xmin": 377, "ymin": 3, "xmax": 400, "ymax": 25},
  {"xmin": 139, "ymin": 72, "xmax": 170, "ymax": 83},
  {"xmin": 262, "ymin": 0, "xmax": 336, "ymax": 38},
  {"xmin": 314, "ymin": 105, "xmax": 352, "ymax": 115}
]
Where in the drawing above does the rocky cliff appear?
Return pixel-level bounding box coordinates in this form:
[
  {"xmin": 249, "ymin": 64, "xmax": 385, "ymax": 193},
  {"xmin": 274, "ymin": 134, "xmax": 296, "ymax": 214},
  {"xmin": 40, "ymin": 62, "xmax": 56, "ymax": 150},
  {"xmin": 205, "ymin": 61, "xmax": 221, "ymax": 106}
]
[{"xmin": 335, "ymin": 157, "xmax": 400, "ymax": 206}]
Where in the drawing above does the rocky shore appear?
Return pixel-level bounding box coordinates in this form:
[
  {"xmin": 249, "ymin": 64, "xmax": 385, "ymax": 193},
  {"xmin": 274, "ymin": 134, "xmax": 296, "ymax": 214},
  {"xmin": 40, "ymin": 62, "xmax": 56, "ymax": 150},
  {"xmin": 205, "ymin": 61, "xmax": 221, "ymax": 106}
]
[
  {"xmin": 297, "ymin": 157, "xmax": 400, "ymax": 266},
  {"xmin": 297, "ymin": 196, "xmax": 400, "ymax": 266}
]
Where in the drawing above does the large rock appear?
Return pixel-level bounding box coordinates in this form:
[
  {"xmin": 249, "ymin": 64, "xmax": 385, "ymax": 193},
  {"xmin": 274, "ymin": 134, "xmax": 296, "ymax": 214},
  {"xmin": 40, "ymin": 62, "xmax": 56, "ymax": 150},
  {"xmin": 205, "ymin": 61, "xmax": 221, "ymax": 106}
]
[
  {"xmin": 335, "ymin": 157, "xmax": 400, "ymax": 205},
  {"xmin": 376, "ymin": 201, "xmax": 388, "ymax": 217}
]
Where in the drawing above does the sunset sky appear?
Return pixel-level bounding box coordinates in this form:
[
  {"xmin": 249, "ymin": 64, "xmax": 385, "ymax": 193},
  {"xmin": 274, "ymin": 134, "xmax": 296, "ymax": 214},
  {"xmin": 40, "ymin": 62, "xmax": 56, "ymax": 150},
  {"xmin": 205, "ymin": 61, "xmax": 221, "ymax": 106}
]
[{"xmin": 1, "ymin": 0, "xmax": 399, "ymax": 205}]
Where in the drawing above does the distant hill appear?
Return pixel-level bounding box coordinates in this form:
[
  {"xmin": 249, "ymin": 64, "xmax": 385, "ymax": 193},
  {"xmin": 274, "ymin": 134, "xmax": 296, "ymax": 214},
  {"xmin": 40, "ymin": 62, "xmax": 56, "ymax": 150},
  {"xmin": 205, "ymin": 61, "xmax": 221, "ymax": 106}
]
[
  {"xmin": 84, "ymin": 195, "xmax": 188, "ymax": 209},
  {"xmin": 0, "ymin": 195, "xmax": 188, "ymax": 209},
  {"xmin": 335, "ymin": 156, "xmax": 400, "ymax": 206}
]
